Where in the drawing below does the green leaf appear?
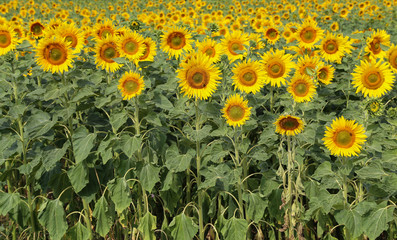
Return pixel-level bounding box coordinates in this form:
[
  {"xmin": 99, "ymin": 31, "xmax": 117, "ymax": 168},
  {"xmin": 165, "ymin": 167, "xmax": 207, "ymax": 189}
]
[
  {"xmin": 108, "ymin": 178, "xmax": 132, "ymax": 213},
  {"xmin": 66, "ymin": 221, "xmax": 90, "ymax": 240},
  {"xmin": 153, "ymin": 94, "xmax": 173, "ymax": 111},
  {"xmin": 38, "ymin": 199, "xmax": 68, "ymax": 240},
  {"xmin": 72, "ymin": 126, "xmax": 97, "ymax": 164},
  {"xmin": 221, "ymin": 217, "xmax": 248, "ymax": 240},
  {"xmin": 165, "ymin": 144, "xmax": 194, "ymax": 172},
  {"xmin": 25, "ymin": 112, "xmax": 56, "ymax": 139},
  {"xmin": 139, "ymin": 164, "xmax": 160, "ymax": 192},
  {"xmin": 244, "ymin": 192, "xmax": 268, "ymax": 223},
  {"xmin": 184, "ymin": 124, "xmax": 212, "ymax": 142},
  {"xmin": 42, "ymin": 142, "xmax": 70, "ymax": 171},
  {"xmin": 120, "ymin": 134, "xmax": 142, "ymax": 158},
  {"xmin": 92, "ymin": 196, "xmax": 113, "ymax": 237},
  {"xmin": 356, "ymin": 161, "xmax": 387, "ymax": 179},
  {"xmin": 169, "ymin": 213, "xmax": 198, "ymax": 240},
  {"xmin": 335, "ymin": 208, "xmax": 363, "ymax": 238},
  {"xmin": 67, "ymin": 161, "xmax": 89, "ymax": 193},
  {"xmin": 312, "ymin": 161, "xmax": 335, "ymax": 179},
  {"xmin": 363, "ymin": 202, "xmax": 395, "ymax": 240},
  {"xmin": 9, "ymin": 199, "xmax": 30, "ymax": 227},
  {"xmin": 0, "ymin": 192, "xmax": 21, "ymax": 216},
  {"xmin": 109, "ymin": 110, "xmax": 128, "ymax": 132},
  {"xmin": 138, "ymin": 212, "xmax": 157, "ymax": 240}
]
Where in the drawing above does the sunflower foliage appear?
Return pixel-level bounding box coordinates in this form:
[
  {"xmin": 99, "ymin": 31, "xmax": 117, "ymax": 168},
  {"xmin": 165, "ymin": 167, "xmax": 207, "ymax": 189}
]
[{"xmin": 0, "ymin": 0, "xmax": 397, "ymax": 240}]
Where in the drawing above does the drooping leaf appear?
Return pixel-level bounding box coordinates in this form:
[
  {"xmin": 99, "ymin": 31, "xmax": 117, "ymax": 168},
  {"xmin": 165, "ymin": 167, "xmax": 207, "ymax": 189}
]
[
  {"xmin": 66, "ymin": 221, "xmax": 91, "ymax": 240},
  {"xmin": 335, "ymin": 208, "xmax": 363, "ymax": 238},
  {"xmin": 92, "ymin": 196, "xmax": 113, "ymax": 237},
  {"xmin": 67, "ymin": 161, "xmax": 89, "ymax": 193},
  {"xmin": 169, "ymin": 213, "xmax": 198, "ymax": 240},
  {"xmin": 42, "ymin": 142, "xmax": 70, "ymax": 171},
  {"xmin": 138, "ymin": 212, "xmax": 157, "ymax": 240},
  {"xmin": 139, "ymin": 163, "xmax": 160, "ymax": 193},
  {"xmin": 38, "ymin": 199, "xmax": 68, "ymax": 240},
  {"xmin": 120, "ymin": 134, "xmax": 142, "ymax": 158},
  {"xmin": 108, "ymin": 177, "xmax": 132, "ymax": 213},
  {"xmin": 165, "ymin": 144, "xmax": 194, "ymax": 172},
  {"xmin": 25, "ymin": 112, "xmax": 56, "ymax": 139},
  {"xmin": 244, "ymin": 192, "xmax": 268, "ymax": 223},
  {"xmin": 362, "ymin": 202, "xmax": 394, "ymax": 240},
  {"xmin": 0, "ymin": 192, "xmax": 21, "ymax": 216},
  {"xmin": 221, "ymin": 217, "xmax": 248, "ymax": 240},
  {"xmin": 72, "ymin": 126, "xmax": 96, "ymax": 164}
]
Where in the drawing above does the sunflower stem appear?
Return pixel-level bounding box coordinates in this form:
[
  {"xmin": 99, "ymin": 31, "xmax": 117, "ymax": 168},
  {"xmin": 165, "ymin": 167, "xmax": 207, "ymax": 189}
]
[
  {"xmin": 195, "ymin": 99, "xmax": 204, "ymax": 240},
  {"xmin": 270, "ymin": 86, "xmax": 274, "ymax": 113},
  {"xmin": 287, "ymin": 135, "xmax": 295, "ymax": 238},
  {"xmin": 133, "ymin": 96, "xmax": 143, "ymax": 162},
  {"xmin": 82, "ymin": 199, "xmax": 93, "ymax": 240},
  {"xmin": 233, "ymin": 128, "xmax": 245, "ymax": 221},
  {"xmin": 61, "ymin": 73, "xmax": 74, "ymax": 165}
]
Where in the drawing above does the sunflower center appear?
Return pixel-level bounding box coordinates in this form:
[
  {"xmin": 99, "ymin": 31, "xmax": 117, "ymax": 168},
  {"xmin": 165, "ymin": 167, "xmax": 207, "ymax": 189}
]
[
  {"xmin": 363, "ymin": 70, "xmax": 384, "ymax": 89},
  {"xmin": 369, "ymin": 38, "xmax": 381, "ymax": 54},
  {"xmin": 104, "ymin": 47, "xmax": 116, "ymax": 59},
  {"xmin": 239, "ymin": 69, "xmax": 257, "ymax": 86},
  {"xmin": 301, "ymin": 27, "xmax": 316, "ymax": 43},
  {"xmin": 228, "ymin": 105, "xmax": 245, "ymax": 121},
  {"xmin": 43, "ymin": 43, "xmax": 67, "ymax": 65},
  {"xmin": 50, "ymin": 48, "xmax": 63, "ymax": 61},
  {"xmin": 335, "ymin": 130, "xmax": 354, "ymax": 148},
  {"xmin": 324, "ymin": 40, "xmax": 338, "ymax": 54},
  {"xmin": 267, "ymin": 28, "xmax": 278, "ymax": 39},
  {"xmin": 318, "ymin": 69, "xmax": 327, "ymax": 80},
  {"xmin": 31, "ymin": 23, "xmax": 43, "ymax": 35},
  {"xmin": 167, "ymin": 32, "xmax": 186, "ymax": 50},
  {"xmin": 100, "ymin": 29, "xmax": 112, "ymax": 39},
  {"xmin": 187, "ymin": 68, "xmax": 209, "ymax": 89},
  {"xmin": 229, "ymin": 41, "xmax": 243, "ymax": 55},
  {"xmin": 204, "ymin": 47, "xmax": 215, "ymax": 57},
  {"xmin": 294, "ymin": 82, "xmax": 309, "ymax": 96},
  {"xmin": 65, "ymin": 35, "xmax": 77, "ymax": 48},
  {"xmin": 124, "ymin": 41, "xmax": 138, "ymax": 54},
  {"xmin": 267, "ymin": 61, "xmax": 285, "ymax": 78},
  {"xmin": 124, "ymin": 79, "xmax": 139, "ymax": 94},
  {"xmin": 0, "ymin": 32, "xmax": 11, "ymax": 48},
  {"xmin": 280, "ymin": 117, "xmax": 299, "ymax": 130},
  {"xmin": 100, "ymin": 42, "xmax": 119, "ymax": 63}
]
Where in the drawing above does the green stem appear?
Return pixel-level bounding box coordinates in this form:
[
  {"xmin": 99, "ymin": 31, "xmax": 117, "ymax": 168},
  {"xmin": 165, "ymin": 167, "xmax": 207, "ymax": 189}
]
[
  {"xmin": 5, "ymin": 160, "xmax": 13, "ymax": 193},
  {"xmin": 61, "ymin": 73, "xmax": 74, "ymax": 165},
  {"xmin": 287, "ymin": 135, "xmax": 294, "ymax": 238},
  {"xmin": 195, "ymin": 99, "xmax": 204, "ymax": 240},
  {"xmin": 234, "ymin": 128, "xmax": 246, "ymax": 221},
  {"xmin": 133, "ymin": 97, "xmax": 143, "ymax": 162},
  {"xmin": 82, "ymin": 199, "xmax": 93, "ymax": 240},
  {"xmin": 270, "ymin": 86, "xmax": 274, "ymax": 113}
]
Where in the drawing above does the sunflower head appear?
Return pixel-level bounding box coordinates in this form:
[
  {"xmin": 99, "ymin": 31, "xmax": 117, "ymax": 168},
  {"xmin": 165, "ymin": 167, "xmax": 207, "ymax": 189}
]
[
  {"xmin": 387, "ymin": 44, "xmax": 397, "ymax": 73},
  {"xmin": 94, "ymin": 35, "xmax": 122, "ymax": 72},
  {"xmin": 161, "ymin": 27, "xmax": 192, "ymax": 59},
  {"xmin": 222, "ymin": 94, "xmax": 252, "ymax": 127},
  {"xmin": 232, "ymin": 60, "xmax": 265, "ymax": 94},
  {"xmin": 322, "ymin": 116, "xmax": 367, "ymax": 157},
  {"xmin": 261, "ymin": 49, "xmax": 295, "ymax": 87},
  {"xmin": 295, "ymin": 18, "xmax": 324, "ymax": 49},
  {"xmin": 0, "ymin": 23, "xmax": 19, "ymax": 56},
  {"xmin": 317, "ymin": 65, "xmax": 335, "ymax": 85},
  {"xmin": 365, "ymin": 29, "xmax": 390, "ymax": 59},
  {"xmin": 287, "ymin": 74, "xmax": 317, "ymax": 103},
  {"xmin": 274, "ymin": 115, "xmax": 304, "ymax": 136},
  {"xmin": 30, "ymin": 20, "xmax": 45, "ymax": 38},
  {"xmin": 118, "ymin": 71, "xmax": 145, "ymax": 100},
  {"xmin": 118, "ymin": 30, "xmax": 145, "ymax": 61},
  {"xmin": 222, "ymin": 30, "xmax": 249, "ymax": 62}
]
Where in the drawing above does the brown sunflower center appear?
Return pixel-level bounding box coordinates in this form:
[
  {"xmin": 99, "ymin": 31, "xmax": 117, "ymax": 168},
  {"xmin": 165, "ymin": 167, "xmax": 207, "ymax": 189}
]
[
  {"xmin": 100, "ymin": 29, "xmax": 113, "ymax": 39},
  {"xmin": 318, "ymin": 69, "xmax": 327, "ymax": 80},
  {"xmin": 267, "ymin": 60, "xmax": 285, "ymax": 78},
  {"xmin": 167, "ymin": 32, "xmax": 186, "ymax": 50},
  {"xmin": 43, "ymin": 43, "xmax": 67, "ymax": 65},
  {"xmin": 65, "ymin": 35, "xmax": 77, "ymax": 48},
  {"xmin": 363, "ymin": 71, "xmax": 384, "ymax": 89},
  {"xmin": 279, "ymin": 117, "xmax": 299, "ymax": 130},
  {"xmin": 100, "ymin": 42, "xmax": 119, "ymax": 63},
  {"xmin": 229, "ymin": 41, "xmax": 243, "ymax": 55},
  {"xmin": 124, "ymin": 40, "xmax": 139, "ymax": 54},
  {"xmin": 204, "ymin": 47, "xmax": 215, "ymax": 57},
  {"xmin": 267, "ymin": 28, "xmax": 278, "ymax": 40},
  {"xmin": 294, "ymin": 82, "xmax": 309, "ymax": 96},
  {"xmin": 239, "ymin": 69, "xmax": 257, "ymax": 86},
  {"xmin": 300, "ymin": 27, "xmax": 317, "ymax": 43},
  {"xmin": 228, "ymin": 105, "xmax": 245, "ymax": 121},
  {"xmin": 324, "ymin": 40, "xmax": 338, "ymax": 54},
  {"xmin": 31, "ymin": 23, "xmax": 43, "ymax": 35},
  {"xmin": 187, "ymin": 68, "xmax": 209, "ymax": 89},
  {"xmin": 0, "ymin": 31, "xmax": 11, "ymax": 48},
  {"xmin": 123, "ymin": 79, "xmax": 139, "ymax": 94},
  {"xmin": 369, "ymin": 37, "xmax": 381, "ymax": 54},
  {"xmin": 335, "ymin": 130, "xmax": 355, "ymax": 148}
]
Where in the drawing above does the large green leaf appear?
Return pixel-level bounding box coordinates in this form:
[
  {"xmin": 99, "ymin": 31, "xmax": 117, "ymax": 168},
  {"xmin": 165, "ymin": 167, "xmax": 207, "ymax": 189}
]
[
  {"xmin": 169, "ymin": 213, "xmax": 198, "ymax": 240},
  {"xmin": 92, "ymin": 196, "xmax": 113, "ymax": 237},
  {"xmin": 363, "ymin": 202, "xmax": 394, "ymax": 240},
  {"xmin": 138, "ymin": 212, "xmax": 157, "ymax": 240},
  {"xmin": 38, "ymin": 199, "xmax": 68, "ymax": 240},
  {"xmin": 0, "ymin": 192, "xmax": 21, "ymax": 216},
  {"xmin": 120, "ymin": 134, "xmax": 141, "ymax": 158},
  {"xmin": 221, "ymin": 217, "xmax": 248, "ymax": 240},
  {"xmin": 335, "ymin": 208, "xmax": 363, "ymax": 238},
  {"xmin": 244, "ymin": 192, "xmax": 268, "ymax": 223},
  {"xmin": 139, "ymin": 163, "xmax": 160, "ymax": 193},
  {"xmin": 108, "ymin": 177, "xmax": 132, "ymax": 213},
  {"xmin": 356, "ymin": 161, "xmax": 387, "ymax": 179},
  {"xmin": 109, "ymin": 110, "xmax": 128, "ymax": 132},
  {"xmin": 165, "ymin": 144, "xmax": 194, "ymax": 172},
  {"xmin": 72, "ymin": 126, "xmax": 97, "ymax": 164},
  {"xmin": 42, "ymin": 142, "xmax": 70, "ymax": 171},
  {"xmin": 25, "ymin": 112, "xmax": 56, "ymax": 139},
  {"xmin": 65, "ymin": 221, "xmax": 91, "ymax": 240},
  {"xmin": 67, "ymin": 161, "xmax": 89, "ymax": 193}
]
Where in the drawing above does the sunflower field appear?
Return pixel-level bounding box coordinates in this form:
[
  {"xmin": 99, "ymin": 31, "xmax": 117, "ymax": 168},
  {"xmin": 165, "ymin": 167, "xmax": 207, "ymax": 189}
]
[{"xmin": 1, "ymin": 0, "xmax": 397, "ymax": 239}]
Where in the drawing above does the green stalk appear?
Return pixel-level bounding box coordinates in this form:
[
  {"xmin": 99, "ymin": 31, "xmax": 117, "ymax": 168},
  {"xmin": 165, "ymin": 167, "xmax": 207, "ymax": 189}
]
[
  {"xmin": 195, "ymin": 99, "xmax": 204, "ymax": 240},
  {"xmin": 270, "ymin": 86, "xmax": 274, "ymax": 113},
  {"xmin": 82, "ymin": 199, "xmax": 93, "ymax": 240},
  {"xmin": 287, "ymin": 135, "xmax": 294, "ymax": 238},
  {"xmin": 233, "ymin": 129, "xmax": 245, "ymax": 221}
]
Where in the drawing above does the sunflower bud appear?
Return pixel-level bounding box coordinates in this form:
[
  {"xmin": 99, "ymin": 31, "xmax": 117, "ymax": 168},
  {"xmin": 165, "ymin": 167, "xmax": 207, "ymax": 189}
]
[
  {"xmin": 387, "ymin": 107, "xmax": 397, "ymax": 118},
  {"xmin": 129, "ymin": 20, "xmax": 141, "ymax": 31}
]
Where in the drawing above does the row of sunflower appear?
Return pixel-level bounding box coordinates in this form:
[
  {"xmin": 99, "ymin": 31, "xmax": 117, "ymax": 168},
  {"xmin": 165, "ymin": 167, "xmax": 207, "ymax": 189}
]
[{"xmin": 0, "ymin": 1, "xmax": 397, "ymax": 240}]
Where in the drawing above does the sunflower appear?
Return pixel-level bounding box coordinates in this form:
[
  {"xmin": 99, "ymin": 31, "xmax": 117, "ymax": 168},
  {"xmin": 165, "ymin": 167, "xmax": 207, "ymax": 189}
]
[
  {"xmin": 135, "ymin": 37, "xmax": 157, "ymax": 63},
  {"xmin": 330, "ymin": 22, "xmax": 339, "ymax": 32},
  {"xmin": 176, "ymin": 52, "xmax": 221, "ymax": 100},
  {"xmin": 118, "ymin": 71, "xmax": 145, "ymax": 100},
  {"xmin": 322, "ymin": 116, "xmax": 367, "ymax": 157},
  {"xmin": 118, "ymin": 30, "xmax": 144, "ymax": 61},
  {"xmin": 30, "ymin": 20, "xmax": 45, "ymax": 38},
  {"xmin": 54, "ymin": 22, "xmax": 84, "ymax": 54},
  {"xmin": 296, "ymin": 55, "xmax": 324, "ymax": 77},
  {"xmin": 386, "ymin": 44, "xmax": 397, "ymax": 73},
  {"xmin": 222, "ymin": 94, "xmax": 252, "ymax": 127},
  {"xmin": 94, "ymin": 35, "xmax": 122, "ymax": 73},
  {"xmin": 319, "ymin": 32, "xmax": 350, "ymax": 64},
  {"xmin": 221, "ymin": 30, "xmax": 249, "ymax": 62},
  {"xmin": 35, "ymin": 36, "xmax": 76, "ymax": 73},
  {"xmin": 0, "ymin": 23, "xmax": 20, "ymax": 56},
  {"xmin": 287, "ymin": 74, "xmax": 317, "ymax": 102},
  {"xmin": 161, "ymin": 27, "xmax": 192, "ymax": 59},
  {"xmin": 365, "ymin": 29, "xmax": 390, "ymax": 60},
  {"xmin": 261, "ymin": 49, "xmax": 295, "ymax": 87},
  {"xmin": 264, "ymin": 25, "xmax": 280, "ymax": 44},
  {"xmin": 351, "ymin": 60, "xmax": 395, "ymax": 98},
  {"xmin": 196, "ymin": 38, "xmax": 223, "ymax": 63},
  {"xmin": 274, "ymin": 115, "xmax": 304, "ymax": 136},
  {"xmin": 232, "ymin": 60, "xmax": 265, "ymax": 94},
  {"xmin": 94, "ymin": 19, "xmax": 115, "ymax": 40},
  {"xmin": 295, "ymin": 18, "xmax": 324, "ymax": 49},
  {"xmin": 317, "ymin": 65, "xmax": 335, "ymax": 85}
]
